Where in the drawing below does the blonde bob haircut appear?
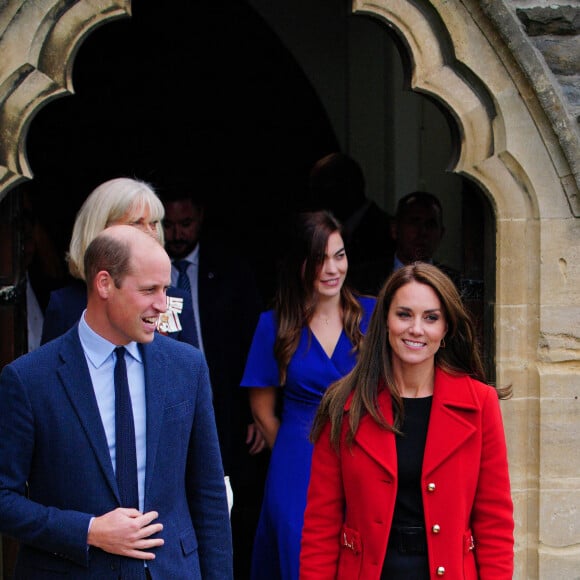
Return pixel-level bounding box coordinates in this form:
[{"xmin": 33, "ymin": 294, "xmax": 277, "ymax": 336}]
[{"xmin": 67, "ymin": 177, "xmax": 165, "ymax": 280}]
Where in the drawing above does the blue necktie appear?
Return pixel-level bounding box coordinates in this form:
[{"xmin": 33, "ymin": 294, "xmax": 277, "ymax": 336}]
[
  {"xmin": 114, "ymin": 347, "xmax": 139, "ymax": 508},
  {"xmin": 175, "ymin": 259, "xmax": 191, "ymax": 292},
  {"xmin": 174, "ymin": 260, "xmax": 199, "ymax": 348},
  {"xmin": 114, "ymin": 347, "xmax": 143, "ymax": 578}
]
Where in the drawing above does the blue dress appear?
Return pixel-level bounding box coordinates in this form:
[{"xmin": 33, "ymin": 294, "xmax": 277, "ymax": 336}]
[{"xmin": 240, "ymin": 296, "xmax": 376, "ymax": 580}]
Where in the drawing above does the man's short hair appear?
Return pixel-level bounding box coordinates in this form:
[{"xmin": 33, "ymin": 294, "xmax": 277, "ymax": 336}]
[
  {"xmin": 395, "ymin": 191, "xmax": 444, "ymax": 225},
  {"xmin": 84, "ymin": 233, "xmax": 132, "ymax": 290},
  {"xmin": 157, "ymin": 182, "xmax": 205, "ymax": 211},
  {"xmin": 308, "ymin": 152, "xmax": 366, "ymax": 218}
]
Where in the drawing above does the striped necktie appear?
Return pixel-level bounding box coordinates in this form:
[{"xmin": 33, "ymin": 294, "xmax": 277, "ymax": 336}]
[
  {"xmin": 174, "ymin": 260, "xmax": 199, "ymax": 347},
  {"xmin": 175, "ymin": 259, "xmax": 191, "ymax": 292}
]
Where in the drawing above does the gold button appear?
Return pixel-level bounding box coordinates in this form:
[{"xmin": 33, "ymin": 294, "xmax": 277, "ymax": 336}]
[
  {"xmin": 432, "ymin": 524, "xmax": 441, "ymax": 534},
  {"xmin": 427, "ymin": 482, "xmax": 436, "ymax": 492},
  {"xmin": 436, "ymin": 566, "xmax": 446, "ymax": 575}
]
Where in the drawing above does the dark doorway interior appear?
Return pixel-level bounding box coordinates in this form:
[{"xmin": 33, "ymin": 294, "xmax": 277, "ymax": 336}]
[{"xmin": 26, "ymin": 0, "xmax": 340, "ymax": 303}]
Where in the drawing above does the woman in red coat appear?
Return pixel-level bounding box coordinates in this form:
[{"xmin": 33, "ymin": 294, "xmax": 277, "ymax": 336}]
[{"xmin": 300, "ymin": 263, "xmax": 514, "ymax": 579}]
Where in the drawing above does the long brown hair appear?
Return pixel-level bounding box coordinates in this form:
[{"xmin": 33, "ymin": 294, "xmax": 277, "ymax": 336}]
[
  {"xmin": 273, "ymin": 210, "xmax": 363, "ymax": 385},
  {"xmin": 311, "ymin": 262, "xmax": 511, "ymax": 448}
]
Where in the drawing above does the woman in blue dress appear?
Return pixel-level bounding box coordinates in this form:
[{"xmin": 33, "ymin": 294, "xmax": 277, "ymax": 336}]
[{"xmin": 241, "ymin": 210, "xmax": 376, "ymax": 580}]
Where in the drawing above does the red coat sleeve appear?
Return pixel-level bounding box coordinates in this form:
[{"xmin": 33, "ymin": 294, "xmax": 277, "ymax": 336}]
[{"xmin": 300, "ymin": 419, "xmax": 344, "ymax": 579}]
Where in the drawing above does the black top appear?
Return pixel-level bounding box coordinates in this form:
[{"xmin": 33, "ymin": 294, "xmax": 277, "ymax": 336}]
[
  {"xmin": 392, "ymin": 396, "xmax": 433, "ymax": 527},
  {"xmin": 381, "ymin": 397, "xmax": 433, "ymax": 579}
]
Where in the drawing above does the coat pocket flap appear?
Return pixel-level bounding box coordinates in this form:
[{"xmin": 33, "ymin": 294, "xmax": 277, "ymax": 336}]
[
  {"xmin": 463, "ymin": 529, "xmax": 475, "ymax": 554},
  {"xmin": 341, "ymin": 525, "xmax": 362, "ymax": 554}
]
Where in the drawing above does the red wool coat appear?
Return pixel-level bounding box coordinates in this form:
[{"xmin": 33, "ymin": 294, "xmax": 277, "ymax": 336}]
[{"xmin": 300, "ymin": 368, "xmax": 514, "ymax": 580}]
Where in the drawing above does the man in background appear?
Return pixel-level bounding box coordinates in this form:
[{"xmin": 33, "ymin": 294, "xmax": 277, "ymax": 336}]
[
  {"xmin": 308, "ymin": 151, "xmax": 395, "ymax": 295},
  {"xmin": 160, "ymin": 189, "xmax": 267, "ymax": 580},
  {"xmin": 21, "ymin": 186, "xmax": 67, "ymax": 351},
  {"xmin": 355, "ymin": 190, "xmax": 461, "ymax": 295},
  {"xmin": 394, "ymin": 190, "xmax": 460, "ymax": 279}
]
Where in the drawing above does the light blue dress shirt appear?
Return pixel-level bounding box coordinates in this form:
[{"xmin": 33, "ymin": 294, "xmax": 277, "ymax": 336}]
[
  {"xmin": 393, "ymin": 254, "xmax": 434, "ymax": 271},
  {"xmin": 78, "ymin": 312, "xmax": 147, "ymax": 512}
]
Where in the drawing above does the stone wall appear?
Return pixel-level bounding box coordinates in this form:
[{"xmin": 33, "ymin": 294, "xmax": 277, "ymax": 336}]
[{"xmin": 484, "ymin": 1, "xmax": 580, "ymax": 216}]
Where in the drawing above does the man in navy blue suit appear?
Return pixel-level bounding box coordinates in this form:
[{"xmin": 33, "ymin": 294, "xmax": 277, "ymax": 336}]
[{"xmin": 0, "ymin": 225, "xmax": 233, "ymax": 579}]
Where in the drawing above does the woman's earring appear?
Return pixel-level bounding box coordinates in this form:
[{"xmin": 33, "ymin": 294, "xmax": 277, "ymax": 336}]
[{"xmin": 440, "ymin": 337, "xmax": 446, "ymax": 348}]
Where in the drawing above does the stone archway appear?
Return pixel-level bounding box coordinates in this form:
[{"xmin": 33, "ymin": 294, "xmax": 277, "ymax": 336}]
[
  {"xmin": 1, "ymin": 1, "xmax": 579, "ymax": 578},
  {"xmin": 0, "ymin": 1, "xmax": 132, "ymax": 191},
  {"xmin": 354, "ymin": 2, "xmax": 577, "ymax": 579}
]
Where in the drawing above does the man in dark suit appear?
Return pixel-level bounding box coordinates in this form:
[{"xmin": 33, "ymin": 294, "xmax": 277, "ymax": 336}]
[
  {"xmin": 308, "ymin": 152, "xmax": 395, "ymax": 295},
  {"xmin": 160, "ymin": 190, "xmax": 267, "ymax": 579},
  {"xmin": 0, "ymin": 225, "xmax": 233, "ymax": 579},
  {"xmin": 347, "ymin": 190, "xmax": 462, "ymax": 296}
]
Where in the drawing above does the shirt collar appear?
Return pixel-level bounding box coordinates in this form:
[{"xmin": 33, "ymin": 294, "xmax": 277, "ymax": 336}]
[
  {"xmin": 78, "ymin": 311, "xmax": 142, "ymax": 369},
  {"xmin": 393, "ymin": 254, "xmax": 405, "ymax": 271},
  {"xmin": 175, "ymin": 243, "xmax": 200, "ymax": 267},
  {"xmin": 393, "ymin": 254, "xmax": 434, "ymax": 271}
]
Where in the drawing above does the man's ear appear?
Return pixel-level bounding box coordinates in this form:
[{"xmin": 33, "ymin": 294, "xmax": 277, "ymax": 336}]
[{"xmin": 94, "ymin": 270, "xmax": 113, "ymax": 299}]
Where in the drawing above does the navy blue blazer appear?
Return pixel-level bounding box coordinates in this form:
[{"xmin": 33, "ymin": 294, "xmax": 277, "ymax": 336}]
[
  {"xmin": 41, "ymin": 279, "xmax": 198, "ymax": 346},
  {"xmin": 0, "ymin": 327, "xmax": 233, "ymax": 579}
]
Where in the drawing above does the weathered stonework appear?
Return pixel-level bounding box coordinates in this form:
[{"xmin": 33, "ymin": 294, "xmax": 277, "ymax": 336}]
[
  {"xmin": 517, "ymin": 5, "xmax": 580, "ymax": 123},
  {"xmin": 482, "ymin": 1, "xmax": 580, "ymax": 216}
]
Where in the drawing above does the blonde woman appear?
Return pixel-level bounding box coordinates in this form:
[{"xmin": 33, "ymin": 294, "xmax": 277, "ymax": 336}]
[{"xmin": 41, "ymin": 177, "xmax": 197, "ymax": 345}]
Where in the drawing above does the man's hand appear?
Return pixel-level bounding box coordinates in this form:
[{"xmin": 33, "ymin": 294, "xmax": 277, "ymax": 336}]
[
  {"xmin": 246, "ymin": 422, "xmax": 266, "ymax": 455},
  {"xmin": 88, "ymin": 508, "xmax": 164, "ymax": 559}
]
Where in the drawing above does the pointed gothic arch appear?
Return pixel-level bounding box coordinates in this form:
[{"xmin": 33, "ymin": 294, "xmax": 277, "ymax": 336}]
[
  {"xmin": 0, "ymin": 1, "xmax": 131, "ymax": 190},
  {"xmin": 354, "ymin": 2, "xmax": 573, "ymax": 578}
]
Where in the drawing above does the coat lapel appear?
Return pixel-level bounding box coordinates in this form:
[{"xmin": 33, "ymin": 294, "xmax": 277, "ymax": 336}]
[
  {"xmin": 422, "ymin": 369, "xmax": 479, "ymax": 477},
  {"xmin": 141, "ymin": 340, "xmax": 168, "ymax": 502},
  {"xmin": 350, "ymin": 389, "xmax": 397, "ymax": 479},
  {"xmin": 197, "ymin": 247, "xmax": 214, "ymax": 340},
  {"xmin": 56, "ymin": 328, "xmax": 118, "ymax": 498},
  {"xmin": 348, "ymin": 370, "xmax": 480, "ymax": 481}
]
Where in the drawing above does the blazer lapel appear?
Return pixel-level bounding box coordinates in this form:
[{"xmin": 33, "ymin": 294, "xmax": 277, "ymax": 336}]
[
  {"xmin": 422, "ymin": 369, "xmax": 478, "ymax": 477},
  {"xmin": 141, "ymin": 340, "xmax": 168, "ymax": 502},
  {"xmin": 56, "ymin": 328, "xmax": 118, "ymax": 498}
]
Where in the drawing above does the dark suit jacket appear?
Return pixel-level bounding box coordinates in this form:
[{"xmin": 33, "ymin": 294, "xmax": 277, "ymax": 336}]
[
  {"xmin": 344, "ymin": 201, "xmax": 395, "ymax": 295},
  {"xmin": 0, "ymin": 327, "xmax": 233, "ymax": 579},
  {"xmin": 197, "ymin": 242, "xmax": 264, "ymax": 483},
  {"xmin": 354, "ymin": 257, "xmax": 462, "ymax": 297},
  {"xmin": 41, "ymin": 279, "xmax": 198, "ymax": 346}
]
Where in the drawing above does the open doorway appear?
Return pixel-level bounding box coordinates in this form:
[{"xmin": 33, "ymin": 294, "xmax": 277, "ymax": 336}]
[{"xmin": 24, "ymin": 0, "xmax": 493, "ymax": 309}]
